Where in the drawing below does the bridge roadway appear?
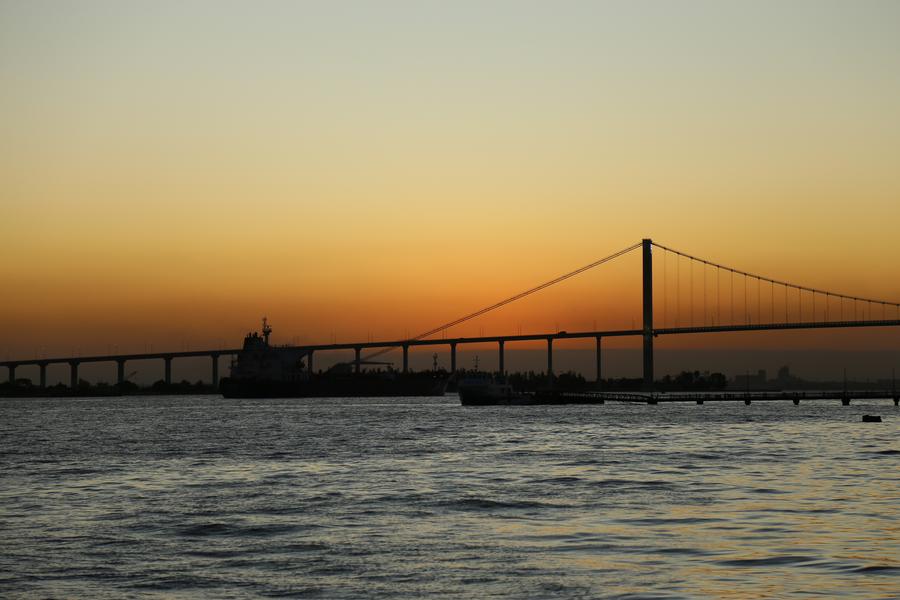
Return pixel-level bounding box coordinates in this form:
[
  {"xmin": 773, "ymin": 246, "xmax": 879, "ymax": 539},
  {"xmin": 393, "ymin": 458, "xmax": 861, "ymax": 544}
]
[{"xmin": 3, "ymin": 318, "xmax": 899, "ymax": 389}]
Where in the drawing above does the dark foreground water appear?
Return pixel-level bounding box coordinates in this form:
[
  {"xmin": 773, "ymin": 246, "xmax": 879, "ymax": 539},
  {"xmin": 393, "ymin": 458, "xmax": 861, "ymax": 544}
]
[{"xmin": 1, "ymin": 396, "xmax": 899, "ymax": 599}]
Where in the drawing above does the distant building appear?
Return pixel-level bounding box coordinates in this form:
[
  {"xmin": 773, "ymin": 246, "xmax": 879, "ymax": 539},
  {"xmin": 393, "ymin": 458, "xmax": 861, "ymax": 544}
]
[
  {"xmin": 775, "ymin": 365, "xmax": 797, "ymax": 386},
  {"xmin": 733, "ymin": 369, "xmax": 766, "ymax": 389}
]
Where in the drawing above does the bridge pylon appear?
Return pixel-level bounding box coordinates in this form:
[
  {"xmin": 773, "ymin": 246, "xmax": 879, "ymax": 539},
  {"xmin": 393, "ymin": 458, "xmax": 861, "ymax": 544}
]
[{"xmin": 642, "ymin": 238, "xmax": 654, "ymax": 390}]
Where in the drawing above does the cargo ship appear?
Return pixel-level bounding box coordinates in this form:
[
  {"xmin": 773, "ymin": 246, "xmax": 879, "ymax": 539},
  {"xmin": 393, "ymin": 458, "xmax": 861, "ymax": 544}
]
[{"xmin": 219, "ymin": 320, "xmax": 448, "ymax": 398}]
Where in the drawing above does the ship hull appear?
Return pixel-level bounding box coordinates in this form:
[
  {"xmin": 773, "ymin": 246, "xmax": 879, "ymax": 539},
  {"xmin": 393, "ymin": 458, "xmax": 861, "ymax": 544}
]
[
  {"xmin": 220, "ymin": 374, "xmax": 448, "ymax": 398},
  {"xmin": 458, "ymin": 382, "xmax": 535, "ymax": 406}
]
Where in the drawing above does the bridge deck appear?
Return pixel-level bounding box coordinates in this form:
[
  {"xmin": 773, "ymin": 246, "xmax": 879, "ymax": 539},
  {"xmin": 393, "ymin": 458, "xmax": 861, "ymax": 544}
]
[{"xmin": 2, "ymin": 319, "xmax": 899, "ymax": 369}]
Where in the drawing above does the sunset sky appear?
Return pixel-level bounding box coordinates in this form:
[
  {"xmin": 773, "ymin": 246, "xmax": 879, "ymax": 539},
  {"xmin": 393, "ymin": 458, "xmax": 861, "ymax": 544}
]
[{"xmin": 2, "ymin": 1, "xmax": 899, "ymax": 377}]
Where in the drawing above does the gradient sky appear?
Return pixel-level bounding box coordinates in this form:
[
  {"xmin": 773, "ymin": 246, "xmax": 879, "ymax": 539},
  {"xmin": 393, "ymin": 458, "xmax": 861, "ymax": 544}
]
[{"xmin": 2, "ymin": 1, "xmax": 900, "ymax": 369}]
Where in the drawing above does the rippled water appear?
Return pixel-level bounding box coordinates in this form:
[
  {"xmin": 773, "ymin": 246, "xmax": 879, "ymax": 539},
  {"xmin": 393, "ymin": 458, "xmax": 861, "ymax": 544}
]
[{"xmin": 1, "ymin": 396, "xmax": 899, "ymax": 598}]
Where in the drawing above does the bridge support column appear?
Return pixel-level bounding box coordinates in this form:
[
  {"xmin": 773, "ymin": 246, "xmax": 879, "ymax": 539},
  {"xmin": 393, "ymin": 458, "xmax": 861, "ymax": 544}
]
[
  {"xmin": 354, "ymin": 348, "xmax": 361, "ymax": 374},
  {"xmin": 69, "ymin": 361, "xmax": 79, "ymax": 389},
  {"xmin": 793, "ymin": 398, "xmax": 800, "ymax": 405},
  {"xmin": 39, "ymin": 363, "xmax": 47, "ymax": 388},
  {"xmin": 696, "ymin": 399, "xmax": 704, "ymax": 405},
  {"xmin": 450, "ymin": 343, "xmax": 457, "ymax": 374},
  {"xmin": 164, "ymin": 357, "xmax": 172, "ymax": 386},
  {"xmin": 117, "ymin": 360, "xmax": 126, "ymax": 386},
  {"xmin": 595, "ymin": 336, "xmax": 602, "ymax": 386},
  {"xmin": 308, "ymin": 350, "xmax": 314, "ymax": 374},
  {"xmin": 547, "ymin": 338, "xmax": 553, "ymax": 381},
  {"xmin": 498, "ymin": 341, "xmax": 505, "ymax": 377},
  {"xmin": 894, "ymin": 396, "xmax": 899, "ymax": 406},
  {"xmin": 841, "ymin": 396, "xmax": 851, "ymax": 406},
  {"xmin": 402, "ymin": 345, "xmax": 409, "ymax": 373},
  {"xmin": 744, "ymin": 399, "xmax": 752, "ymax": 405},
  {"xmin": 8, "ymin": 365, "xmax": 15, "ymax": 385},
  {"xmin": 211, "ymin": 354, "xmax": 219, "ymax": 387},
  {"xmin": 642, "ymin": 238, "xmax": 654, "ymax": 391}
]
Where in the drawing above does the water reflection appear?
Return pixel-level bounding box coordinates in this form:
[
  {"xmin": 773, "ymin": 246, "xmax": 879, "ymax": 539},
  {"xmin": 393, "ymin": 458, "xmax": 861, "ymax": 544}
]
[{"xmin": 0, "ymin": 396, "xmax": 897, "ymax": 598}]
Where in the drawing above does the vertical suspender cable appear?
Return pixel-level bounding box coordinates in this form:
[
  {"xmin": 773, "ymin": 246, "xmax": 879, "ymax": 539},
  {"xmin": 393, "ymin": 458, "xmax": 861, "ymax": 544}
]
[
  {"xmin": 744, "ymin": 273, "xmax": 748, "ymax": 325},
  {"xmin": 676, "ymin": 255, "xmax": 680, "ymax": 327},
  {"xmin": 663, "ymin": 249, "xmax": 667, "ymax": 328}
]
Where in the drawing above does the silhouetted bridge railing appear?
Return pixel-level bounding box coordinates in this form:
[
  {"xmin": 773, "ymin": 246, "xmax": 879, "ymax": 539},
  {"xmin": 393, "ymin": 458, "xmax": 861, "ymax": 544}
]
[
  {"xmin": 3, "ymin": 239, "xmax": 899, "ymax": 390},
  {"xmin": 546, "ymin": 390, "xmax": 900, "ymax": 406}
]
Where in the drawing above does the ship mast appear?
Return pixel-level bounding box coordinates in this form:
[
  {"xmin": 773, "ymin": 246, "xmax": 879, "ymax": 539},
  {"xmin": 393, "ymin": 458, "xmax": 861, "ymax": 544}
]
[{"xmin": 262, "ymin": 317, "xmax": 272, "ymax": 345}]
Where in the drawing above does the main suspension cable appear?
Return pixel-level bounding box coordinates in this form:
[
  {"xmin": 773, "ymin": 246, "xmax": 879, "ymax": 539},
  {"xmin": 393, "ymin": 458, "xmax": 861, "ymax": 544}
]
[
  {"xmin": 362, "ymin": 242, "xmax": 642, "ymax": 362},
  {"xmin": 652, "ymin": 241, "xmax": 900, "ymax": 310}
]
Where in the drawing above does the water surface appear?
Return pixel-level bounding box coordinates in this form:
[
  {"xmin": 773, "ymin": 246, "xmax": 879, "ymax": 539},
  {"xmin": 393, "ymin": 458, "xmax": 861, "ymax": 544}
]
[{"xmin": 1, "ymin": 396, "xmax": 898, "ymax": 598}]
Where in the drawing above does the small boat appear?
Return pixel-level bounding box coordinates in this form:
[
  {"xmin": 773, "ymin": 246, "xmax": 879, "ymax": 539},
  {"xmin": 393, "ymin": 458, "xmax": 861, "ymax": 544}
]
[
  {"xmin": 458, "ymin": 376, "xmax": 613, "ymax": 406},
  {"xmin": 457, "ymin": 377, "xmax": 535, "ymax": 406}
]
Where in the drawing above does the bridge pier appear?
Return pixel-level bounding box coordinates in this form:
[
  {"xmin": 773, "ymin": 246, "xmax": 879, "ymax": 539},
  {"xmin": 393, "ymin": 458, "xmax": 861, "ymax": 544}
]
[
  {"xmin": 642, "ymin": 238, "xmax": 654, "ymax": 391},
  {"xmin": 498, "ymin": 341, "xmax": 505, "ymax": 377},
  {"xmin": 164, "ymin": 357, "xmax": 172, "ymax": 385},
  {"xmin": 39, "ymin": 363, "xmax": 47, "ymax": 388},
  {"xmin": 117, "ymin": 359, "xmax": 126, "ymax": 386},
  {"xmin": 211, "ymin": 354, "xmax": 219, "ymax": 387},
  {"xmin": 354, "ymin": 348, "xmax": 361, "ymax": 374},
  {"xmin": 546, "ymin": 338, "xmax": 553, "ymax": 381},
  {"xmin": 841, "ymin": 395, "xmax": 851, "ymax": 406},
  {"xmin": 8, "ymin": 365, "xmax": 15, "ymax": 384},
  {"xmin": 595, "ymin": 336, "xmax": 602, "ymax": 385},
  {"xmin": 308, "ymin": 350, "xmax": 314, "ymax": 374},
  {"xmin": 894, "ymin": 396, "xmax": 899, "ymax": 406},
  {"xmin": 696, "ymin": 399, "xmax": 704, "ymax": 404},
  {"xmin": 69, "ymin": 361, "xmax": 79, "ymax": 388},
  {"xmin": 450, "ymin": 343, "xmax": 457, "ymax": 374},
  {"xmin": 793, "ymin": 398, "xmax": 800, "ymax": 405},
  {"xmin": 402, "ymin": 344, "xmax": 409, "ymax": 373},
  {"xmin": 744, "ymin": 399, "xmax": 752, "ymax": 405}
]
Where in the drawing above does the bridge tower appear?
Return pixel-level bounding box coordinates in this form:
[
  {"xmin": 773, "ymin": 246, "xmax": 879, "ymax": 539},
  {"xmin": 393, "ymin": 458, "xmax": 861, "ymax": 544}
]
[{"xmin": 642, "ymin": 238, "xmax": 654, "ymax": 390}]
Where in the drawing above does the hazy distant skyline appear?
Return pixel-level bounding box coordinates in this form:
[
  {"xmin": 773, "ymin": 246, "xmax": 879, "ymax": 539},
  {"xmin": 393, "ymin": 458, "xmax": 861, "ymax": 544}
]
[{"xmin": 3, "ymin": 1, "xmax": 900, "ymax": 363}]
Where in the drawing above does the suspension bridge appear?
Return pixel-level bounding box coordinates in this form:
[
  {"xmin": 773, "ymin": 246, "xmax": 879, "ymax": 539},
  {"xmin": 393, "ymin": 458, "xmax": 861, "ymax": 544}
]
[{"xmin": 3, "ymin": 239, "xmax": 899, "ymax": 397}]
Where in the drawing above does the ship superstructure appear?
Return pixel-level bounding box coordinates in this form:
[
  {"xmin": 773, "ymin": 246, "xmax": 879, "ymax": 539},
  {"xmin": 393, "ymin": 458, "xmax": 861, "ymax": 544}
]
[{"xmin": 228, "ymin": 318, "xmax": 312, "ymax": 384}]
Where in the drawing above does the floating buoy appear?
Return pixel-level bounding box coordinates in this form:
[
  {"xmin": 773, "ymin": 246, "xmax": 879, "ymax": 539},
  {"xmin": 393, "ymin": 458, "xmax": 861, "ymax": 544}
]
[{"xmin": 862, "ymin": 415, "xmax": 882, "ymax": 423}]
